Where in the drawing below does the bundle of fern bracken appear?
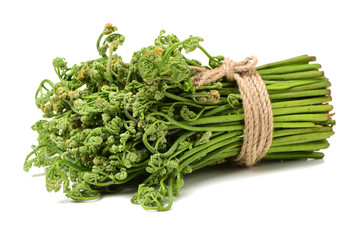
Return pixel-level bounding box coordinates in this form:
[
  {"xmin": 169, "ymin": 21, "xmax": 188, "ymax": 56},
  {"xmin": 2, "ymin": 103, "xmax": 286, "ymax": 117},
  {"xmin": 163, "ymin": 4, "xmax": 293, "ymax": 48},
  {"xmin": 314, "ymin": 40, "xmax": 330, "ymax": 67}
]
[{"xmin": 24, "ymin": 23, "xmax": 335, "ymax": 211}]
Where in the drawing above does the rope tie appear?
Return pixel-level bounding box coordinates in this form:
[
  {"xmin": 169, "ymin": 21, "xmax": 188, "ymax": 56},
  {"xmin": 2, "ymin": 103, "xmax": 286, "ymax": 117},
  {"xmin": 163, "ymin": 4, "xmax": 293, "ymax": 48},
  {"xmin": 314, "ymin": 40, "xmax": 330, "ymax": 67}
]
[{"xmin": 190, "ymin": 56, "xmax": 273, "ymax": 166}]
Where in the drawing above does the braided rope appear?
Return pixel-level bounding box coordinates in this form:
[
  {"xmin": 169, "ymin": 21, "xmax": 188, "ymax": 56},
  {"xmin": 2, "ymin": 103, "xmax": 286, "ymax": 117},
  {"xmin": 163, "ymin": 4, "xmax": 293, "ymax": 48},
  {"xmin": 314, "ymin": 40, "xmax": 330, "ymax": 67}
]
[{"xmin": 190, "ymin": 56, "xmax": 273, "ymax": 166}]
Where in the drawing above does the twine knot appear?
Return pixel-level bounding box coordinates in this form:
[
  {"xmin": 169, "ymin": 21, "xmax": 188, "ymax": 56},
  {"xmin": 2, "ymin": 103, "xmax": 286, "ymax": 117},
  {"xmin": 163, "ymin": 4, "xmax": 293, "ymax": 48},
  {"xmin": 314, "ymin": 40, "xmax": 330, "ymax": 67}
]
[
  {"xmin": 190, "ymin": 56, "xmax": 273, "ymax": 167},
  {"xmin": 223, "ymin": 58, "xmax": 236, "ymax": 81},
  {"xmin": 222, "ymin": 57, "xmax": 258, "ymax": 81}
]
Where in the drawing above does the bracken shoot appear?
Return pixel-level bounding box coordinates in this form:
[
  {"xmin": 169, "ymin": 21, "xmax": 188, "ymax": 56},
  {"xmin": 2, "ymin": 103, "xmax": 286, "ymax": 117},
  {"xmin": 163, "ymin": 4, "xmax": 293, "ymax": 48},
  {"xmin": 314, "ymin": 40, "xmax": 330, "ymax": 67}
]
[{"xmin": 24, "ymin": 23, "xmax": 335, "ymax": 211}]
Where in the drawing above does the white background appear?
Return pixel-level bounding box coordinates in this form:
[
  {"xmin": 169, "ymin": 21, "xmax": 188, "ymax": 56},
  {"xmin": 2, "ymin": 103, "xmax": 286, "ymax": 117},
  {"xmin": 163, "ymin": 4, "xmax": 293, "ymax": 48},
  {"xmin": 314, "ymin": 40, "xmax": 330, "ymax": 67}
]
[{"xmin": 1, "ymin": 0, "xmax": 359, "ymax": 239}]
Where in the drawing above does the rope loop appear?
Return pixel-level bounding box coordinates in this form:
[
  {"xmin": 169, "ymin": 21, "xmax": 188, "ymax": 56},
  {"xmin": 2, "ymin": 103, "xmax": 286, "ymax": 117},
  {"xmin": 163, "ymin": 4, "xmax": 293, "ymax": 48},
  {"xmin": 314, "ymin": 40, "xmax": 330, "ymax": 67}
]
[{"xmin": 190, "ymin": 56, "xmax": 273, "ymax": 166}]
